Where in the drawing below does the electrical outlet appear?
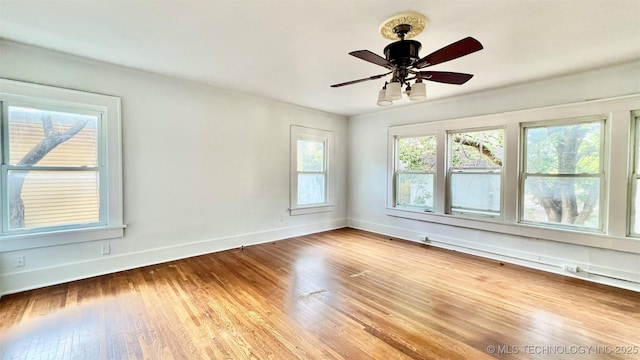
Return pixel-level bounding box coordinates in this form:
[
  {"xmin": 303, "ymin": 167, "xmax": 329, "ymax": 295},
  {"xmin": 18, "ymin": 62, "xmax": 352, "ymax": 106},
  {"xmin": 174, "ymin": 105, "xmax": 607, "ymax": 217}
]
[
  {"xmin": 101, "ymin": 243, "xmax": 111, "ymax": 255},
  {"xmin": 563, "ymin": 264, "xmax": 579, "ymax": 273},
  {"xmin": 16, "ymin": 255, "xmax": 25, "ymax": 268}
]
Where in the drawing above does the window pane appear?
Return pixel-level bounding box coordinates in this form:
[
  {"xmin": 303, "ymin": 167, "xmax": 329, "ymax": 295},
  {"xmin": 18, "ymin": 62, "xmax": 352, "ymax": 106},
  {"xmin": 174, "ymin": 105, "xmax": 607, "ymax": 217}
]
[
  {"xmin": 450, "ymin": 173, "xmax": 501, "ymax": 213},
  {"xmin": 635, "ymin": 114, "xmax": 640, "ymax": 234},
  {"xmin": 397, "ymin": 173, "xmax": 434, "ymax": 209},
  {"xmin": 8, "ymin": 106, "xmax": 98, "ymax": 167},
  {"xmin": 297, "ymin": 140, "xmax": 324, "ymax": 172},
  {"xmin": 398, "ymin": 136, "xmax": 436, "ymax": 171},
  {"xmin": 525, "ymin": 122, "xmax": 601, "ymax": 174},
  {"xmin": 635, "ymin": 179, "xmax": 640, "ymax": 234},
  {"xmin": 523, "ymin": 176, "xmax": 600, "ymax": 229},
  {"xmin": 451, "ymin": 129, "xmax": 503, "ymax": 169},
  {"xmin": 7, "ymin": 170, "xmax": 100, "ymax": 230},
  {"xmin": 637, "ymin": 117, "xmax": 640, "ymax": 173},
  {"xmin": 297, "ymin": 173, "xmax": 325, "ymax": 205}
]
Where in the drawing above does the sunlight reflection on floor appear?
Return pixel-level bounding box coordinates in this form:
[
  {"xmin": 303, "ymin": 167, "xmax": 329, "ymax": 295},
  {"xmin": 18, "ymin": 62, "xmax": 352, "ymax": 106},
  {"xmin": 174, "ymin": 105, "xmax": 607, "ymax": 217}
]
[
  {"xmin": 287, "ymin": 250, "xmax": 333, "ymax": 328},
  {"xmin": 0, "ymin": 294, "xmax": 136, "ymax": 359}
]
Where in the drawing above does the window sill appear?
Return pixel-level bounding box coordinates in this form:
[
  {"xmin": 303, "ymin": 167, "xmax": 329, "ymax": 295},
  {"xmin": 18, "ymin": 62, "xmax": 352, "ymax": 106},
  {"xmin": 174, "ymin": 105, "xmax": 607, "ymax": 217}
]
[
  {"xmin": 385, "ymin": 207, "xmax": 640, "ymax": 254},
  {"xmin": 0, "ymin": 225, "xmax": 126, "ymax": 252},
  {"xmin": 290, "ymin": 204, "xmax": 334, "ymax": 216}
]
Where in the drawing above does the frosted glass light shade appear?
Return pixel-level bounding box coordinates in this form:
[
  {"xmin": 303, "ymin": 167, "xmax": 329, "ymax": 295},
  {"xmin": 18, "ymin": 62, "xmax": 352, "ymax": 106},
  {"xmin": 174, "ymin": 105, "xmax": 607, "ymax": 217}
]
[
  {"xmin": 385, "ymin": 82, "xmax": 402, "ymax": 100},
  {"xmin": 377, "ymin": 89, "xmax": 393, "ymax": 106},
  {"xmin": 409, "ymin": 82, "xmax": 427, "ymax": 101}
]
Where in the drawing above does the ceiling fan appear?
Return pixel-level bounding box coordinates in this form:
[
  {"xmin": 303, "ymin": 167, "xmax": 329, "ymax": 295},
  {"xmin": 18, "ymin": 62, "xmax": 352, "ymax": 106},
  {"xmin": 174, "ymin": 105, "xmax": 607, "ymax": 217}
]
[{"xmin": 331, "ymin": 12, "xmax": 483, "ymax": 106}]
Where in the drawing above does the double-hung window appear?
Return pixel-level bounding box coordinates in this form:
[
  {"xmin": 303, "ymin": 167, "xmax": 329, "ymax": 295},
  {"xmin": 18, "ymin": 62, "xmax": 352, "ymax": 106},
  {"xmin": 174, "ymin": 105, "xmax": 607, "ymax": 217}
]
[
  {"xmin": 394, "ymin": 135, "xmax": 437, "ymax": 212},
  {"xmin": 2, "ymin": 104, "xmax": 103, "ymax": 231},
  {"xmin": 521, "ymin": 118, "xmax": 604, "ymax": 230},
  {"xmin": 0, "ymin": 79, "xmax": 123, "ymax": 250},
  {"xmin": 290, "ymin": 125, "xmax": 333, "ymax": 215},
  {"xmin": 448, "ymin": 128, "xmax": 504, "ymax": 217},
  {"xmin": 384, "ymin": 95, "xmax": 640, "ymax": 251}
]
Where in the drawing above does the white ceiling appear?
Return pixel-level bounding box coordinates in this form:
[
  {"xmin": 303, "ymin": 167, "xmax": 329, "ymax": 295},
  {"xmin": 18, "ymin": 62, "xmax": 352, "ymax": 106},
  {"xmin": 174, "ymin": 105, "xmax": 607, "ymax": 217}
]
[{"xmin": 1, "ymin": 0, "xmax": 639, "ymax": 117}]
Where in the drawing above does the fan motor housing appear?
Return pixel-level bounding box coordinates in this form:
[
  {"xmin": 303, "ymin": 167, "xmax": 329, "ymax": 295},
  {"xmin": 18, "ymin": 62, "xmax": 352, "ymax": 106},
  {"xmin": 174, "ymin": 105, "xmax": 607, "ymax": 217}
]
[{"xmin": 384, "ymin": 40, "xmax": 421, "ymax": 67}]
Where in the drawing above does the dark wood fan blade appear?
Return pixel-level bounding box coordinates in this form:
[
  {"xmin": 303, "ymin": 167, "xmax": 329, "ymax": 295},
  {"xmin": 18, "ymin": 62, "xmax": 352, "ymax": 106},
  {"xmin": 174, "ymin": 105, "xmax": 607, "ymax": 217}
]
[
  {"xmin": 416, "ymin": 71, "xmax": 474, "ymax": 85},
  {"xmin": 349, "ymin": 50, "xmax": 394, "ymax": 69},
  {"xmin": 330, "ymin": 72, "xmax": 391, "ymax": 87},
  {"xmin": 414, "ymin": 37, "xmax": 483, "ymax": 69}
]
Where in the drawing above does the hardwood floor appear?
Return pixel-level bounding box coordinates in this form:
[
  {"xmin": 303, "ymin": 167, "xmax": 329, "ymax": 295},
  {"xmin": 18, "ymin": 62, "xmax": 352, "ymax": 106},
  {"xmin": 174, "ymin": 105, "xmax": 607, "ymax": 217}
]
[{"xmin": 1, "ymin": 228, "xmax": 639, "ymax": 359}]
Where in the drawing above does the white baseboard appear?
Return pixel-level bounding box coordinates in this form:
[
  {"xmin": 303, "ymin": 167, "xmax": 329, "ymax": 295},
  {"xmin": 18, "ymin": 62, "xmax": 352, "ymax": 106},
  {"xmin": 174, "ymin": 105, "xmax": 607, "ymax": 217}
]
[
  {"xmin": 0, "ymin": 218, "xmax": 347, "ymax": 297},
  {"xmin": 5, "ymin": 217, "xmax": 637, "ymax": 297},
  {"xmin": 348, "ymin": 218, "xmax": 640, "ymax": 292}
]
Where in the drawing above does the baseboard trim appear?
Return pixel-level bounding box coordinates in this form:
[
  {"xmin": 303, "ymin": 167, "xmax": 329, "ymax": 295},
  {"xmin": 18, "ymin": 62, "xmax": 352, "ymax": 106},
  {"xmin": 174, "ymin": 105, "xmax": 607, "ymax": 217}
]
[
  {"xmin": 5, "ymin": 217, "xmax": 637, "ymax": 297},
  {"xmin": 0, "ymin": 218, "xmax": 347, "ymax": 297},
  {"xmin": 348, "ymin": 218, "xmax": 640, "ymax": 292}
]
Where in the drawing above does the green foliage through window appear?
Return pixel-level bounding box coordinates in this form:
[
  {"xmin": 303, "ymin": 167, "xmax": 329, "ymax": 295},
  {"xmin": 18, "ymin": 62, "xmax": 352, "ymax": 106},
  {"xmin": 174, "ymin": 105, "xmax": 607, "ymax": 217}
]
[
  {"xmin": 398, "ymin": 136, "xmax": 436, "ymax": 171},
  {"xmin": 396, "ymin": 135, "xmax": 436, "ymax": 210},
  {"xmin": 522, "ymin": 120, "xmax": 603, "ymax": 229}
]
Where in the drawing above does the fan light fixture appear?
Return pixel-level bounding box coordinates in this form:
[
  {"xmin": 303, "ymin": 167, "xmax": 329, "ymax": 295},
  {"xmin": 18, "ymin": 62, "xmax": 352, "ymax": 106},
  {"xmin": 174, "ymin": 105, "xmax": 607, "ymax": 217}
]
[
  {"xmin": 377, "ymin": 85, "xmax": 393, "ymax": 106},
  {"xmin": 385, "ymin": 81, "xmax": 402, "ymax": 100},
  {"xmin": 331, "ymin": 12, "xmax": 483, "ymax": 107},
  {"xmin": 409, "ymin": 80, "xmax": 427, "ymax": 101},
  {"xmin": 378, "ymin": 79, "xmax": 426, "ymax": 105}
]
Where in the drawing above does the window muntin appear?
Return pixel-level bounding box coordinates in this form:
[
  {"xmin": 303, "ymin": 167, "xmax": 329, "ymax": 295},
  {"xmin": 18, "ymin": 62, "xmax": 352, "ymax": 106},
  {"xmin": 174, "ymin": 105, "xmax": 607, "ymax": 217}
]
[
  {"xmin": 394, "ymin": 135, "xmax": 436, "ymax": 211},
  {"xmin": 448, "ymin": 128, "xmax": 504, "ymax": 216},
  {"xmin": 521, "ymin": 120, "xmax": 604, "ymax": 230},
  {"xmin": 2, "ymin": 103, "xmax": 104, "ymax": 232}
]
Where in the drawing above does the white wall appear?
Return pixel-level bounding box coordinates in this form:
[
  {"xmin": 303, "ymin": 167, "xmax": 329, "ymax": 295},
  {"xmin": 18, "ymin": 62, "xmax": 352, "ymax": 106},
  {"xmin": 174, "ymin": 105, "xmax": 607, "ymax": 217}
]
[
  {"xmin": 2, "ymin": 38, "xmax": 639, "ymax": 295},
  {"xmin": 348, "ymin": 60, "xmax": 640, "ymax": 291},
  {"xmin": 0, "ymin": 40, "xmax": 348, "ymax": 296}
]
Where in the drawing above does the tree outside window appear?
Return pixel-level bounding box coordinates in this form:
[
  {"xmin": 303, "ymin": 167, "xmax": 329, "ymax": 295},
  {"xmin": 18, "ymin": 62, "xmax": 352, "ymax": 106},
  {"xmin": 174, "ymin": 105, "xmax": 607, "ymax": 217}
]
[
  {"xmin": 449, "ymin": 128, "xmax": 504, "ymax": 216},
  {"xmin": 395, "ymin": 135, "xmax": 436, "ymax": 211},
  {"xmin": 3, "ymin": 105, "xmax": 100, "ymax": 231},
  {"xmin": 522, "ymin": 120, "xmax": 603, "ymax": 229}
]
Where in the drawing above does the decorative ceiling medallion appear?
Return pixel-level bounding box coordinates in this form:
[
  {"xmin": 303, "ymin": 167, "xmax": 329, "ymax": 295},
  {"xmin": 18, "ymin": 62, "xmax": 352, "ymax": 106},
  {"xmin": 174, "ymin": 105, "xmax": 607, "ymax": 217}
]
[{"xmin": 379, "ymin": 12, "xmax": 428, "ymax": 40}]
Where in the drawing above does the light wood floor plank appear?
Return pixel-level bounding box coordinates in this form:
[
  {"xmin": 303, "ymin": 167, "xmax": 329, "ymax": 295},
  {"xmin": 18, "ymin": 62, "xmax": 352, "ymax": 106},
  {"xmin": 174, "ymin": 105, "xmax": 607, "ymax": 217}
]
[{"xmin": 1, "ymin": 228, "xmax": 639, "ymax": 359}]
